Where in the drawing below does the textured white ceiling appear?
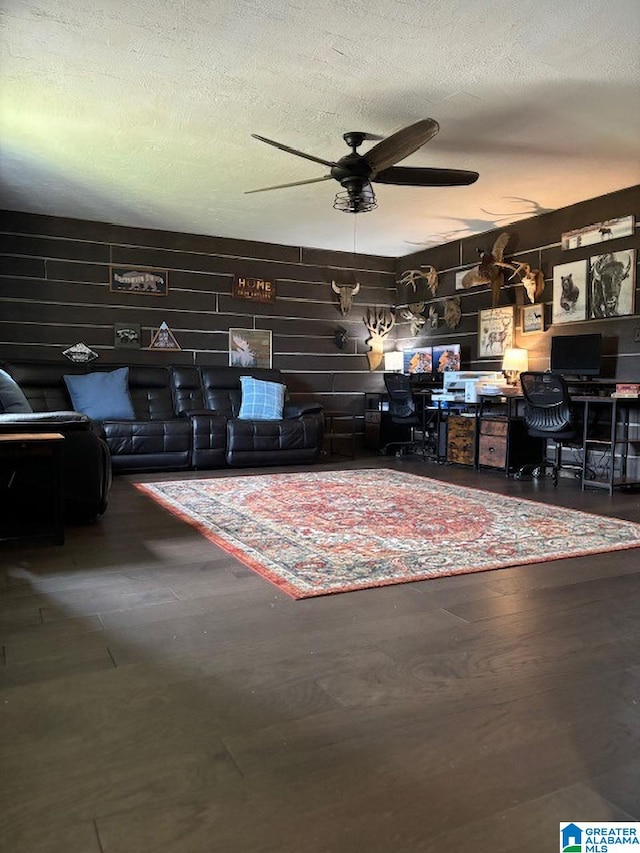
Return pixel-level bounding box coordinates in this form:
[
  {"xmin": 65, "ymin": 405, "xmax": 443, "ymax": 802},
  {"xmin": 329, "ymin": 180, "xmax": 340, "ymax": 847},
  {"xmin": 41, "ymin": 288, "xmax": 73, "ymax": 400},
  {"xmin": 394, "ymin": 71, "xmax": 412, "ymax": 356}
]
[{"xmin": 1, "ymin": 0, "xmax": 639, "ymax": 256}]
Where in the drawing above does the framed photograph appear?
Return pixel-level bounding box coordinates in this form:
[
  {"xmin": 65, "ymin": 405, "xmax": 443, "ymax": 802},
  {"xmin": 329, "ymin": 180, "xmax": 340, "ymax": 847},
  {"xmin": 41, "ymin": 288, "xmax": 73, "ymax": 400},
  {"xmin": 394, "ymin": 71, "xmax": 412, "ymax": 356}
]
[
  {"xmin": 552, "ymin": 260, "xmax": 587, "ymax": 325},
  {"xmin": 521, "ymin": 304, "xmax": 545, "ymax": 335},
  {"xmin": 478, "ymin": 307, "xmax": 514, "ymax": 358},
  {"xmin": 229, "ymin": 329, "xmax": 272, "ymax": 368},
  {"xmin": 561, "ymin": 215, "xmax": 635, "ymax": 250},
  {"xmin": 110, "ymin": 266, "xmax": 168, "ymax": 296},
  {"xmin": 114, "ymin": 322, "xmax": 141, "ymax": 349},
  {"xmin": 589, "ymin": 249, "xmax": 636, "ymax": 319}
]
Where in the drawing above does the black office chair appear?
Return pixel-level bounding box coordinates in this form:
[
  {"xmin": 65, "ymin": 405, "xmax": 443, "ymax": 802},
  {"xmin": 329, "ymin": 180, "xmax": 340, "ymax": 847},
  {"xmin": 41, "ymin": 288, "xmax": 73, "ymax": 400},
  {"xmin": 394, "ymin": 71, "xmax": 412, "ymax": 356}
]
[
  {"xmin": 381, "ymin": 373, "xmax": 422, "ymax": 457},
  {"xmin": 519, "ymin": 371, "xmax": 583, "ymax": 486}
]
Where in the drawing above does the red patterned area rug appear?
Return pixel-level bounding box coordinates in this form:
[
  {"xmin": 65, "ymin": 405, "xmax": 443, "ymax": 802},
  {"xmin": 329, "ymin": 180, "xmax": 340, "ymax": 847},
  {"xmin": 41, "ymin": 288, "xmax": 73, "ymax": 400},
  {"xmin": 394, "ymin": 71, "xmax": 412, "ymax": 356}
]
[{"xmin": 135, "ymin": 469, "xmax": 640, "ymax": 599}]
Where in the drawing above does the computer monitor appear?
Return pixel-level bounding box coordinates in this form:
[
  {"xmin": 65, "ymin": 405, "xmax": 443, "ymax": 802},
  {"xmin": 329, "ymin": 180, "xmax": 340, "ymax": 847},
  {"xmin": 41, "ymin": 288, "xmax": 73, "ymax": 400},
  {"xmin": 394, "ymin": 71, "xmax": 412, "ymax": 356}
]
[
  {"xmin": 550, "ymin": 333, "xmax": 602, "ymax": 377},
  {"xmin": 433, "ymin": 344, "xmax": 461, "ymax": 373},
  {"xmin": 402, "ymin": 347, "xmax": 433, "ymax": 375}
]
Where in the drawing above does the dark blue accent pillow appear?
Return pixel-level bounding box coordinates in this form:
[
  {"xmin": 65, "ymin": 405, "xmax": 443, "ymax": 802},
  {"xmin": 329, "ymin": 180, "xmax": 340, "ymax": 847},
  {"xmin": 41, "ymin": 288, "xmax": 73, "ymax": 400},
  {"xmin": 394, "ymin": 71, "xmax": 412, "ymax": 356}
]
[
  {"xmin": 0, "ymin": 369, "xmax": 33, "ymax": 413},
  {"xmin": 63, "ymin": 367, "xmax": 135, "ymax": 420},
  {"xmin": 238, "ymin": 376, "xmax": 285, "ymax": 420}
]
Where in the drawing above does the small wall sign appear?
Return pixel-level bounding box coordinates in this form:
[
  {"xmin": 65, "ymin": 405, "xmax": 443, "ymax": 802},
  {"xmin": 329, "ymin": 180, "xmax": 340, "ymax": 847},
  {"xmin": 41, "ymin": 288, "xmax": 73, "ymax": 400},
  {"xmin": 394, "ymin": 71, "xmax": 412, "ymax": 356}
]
[
  {"xmin": 148, "ymin": 321, "xmax": 181, "ymax": 351},
  {"xmin": 232, "ymin": 276, "xmax": 276, "ymax": 303},
  {"xmin": 110, "ymin": 266, "xmax": 169, "ymax": 296}
]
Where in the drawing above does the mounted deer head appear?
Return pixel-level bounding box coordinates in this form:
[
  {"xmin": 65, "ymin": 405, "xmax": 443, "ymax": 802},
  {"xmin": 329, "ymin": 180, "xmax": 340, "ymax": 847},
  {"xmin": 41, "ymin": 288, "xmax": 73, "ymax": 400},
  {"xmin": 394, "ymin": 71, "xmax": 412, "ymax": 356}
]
[
  {"xmin": 363, "ymin": 307, "xmax": 395, "ymax": 371},
  {"xmin": 397, "ymin": 301, "xmax": 426, "ymax": 336},
  {"xmin": 331, "ymin": 280, "xmax": 360, "ymax": 317}
]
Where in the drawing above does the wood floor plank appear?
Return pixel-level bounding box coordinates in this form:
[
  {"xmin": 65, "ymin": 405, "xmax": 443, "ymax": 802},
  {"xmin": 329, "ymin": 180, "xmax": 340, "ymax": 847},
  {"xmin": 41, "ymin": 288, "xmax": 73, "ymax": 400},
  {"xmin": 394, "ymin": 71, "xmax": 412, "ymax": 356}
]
[{"xmin": 1, "ymin": 458, "xmax": 639, "ymax": 852}]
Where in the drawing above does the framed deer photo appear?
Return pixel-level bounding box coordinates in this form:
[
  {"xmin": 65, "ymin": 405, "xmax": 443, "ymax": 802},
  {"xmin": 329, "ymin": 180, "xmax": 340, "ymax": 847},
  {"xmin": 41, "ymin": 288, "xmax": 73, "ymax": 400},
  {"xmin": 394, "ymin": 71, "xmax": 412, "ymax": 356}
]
[{"xmin": 478, "ymin": 306, "xmax": 514, "ymax": 358}]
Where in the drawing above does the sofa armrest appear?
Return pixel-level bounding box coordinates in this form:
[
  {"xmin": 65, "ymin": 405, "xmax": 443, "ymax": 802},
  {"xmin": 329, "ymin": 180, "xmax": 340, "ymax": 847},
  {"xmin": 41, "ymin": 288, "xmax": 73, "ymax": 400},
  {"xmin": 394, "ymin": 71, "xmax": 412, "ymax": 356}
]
[{"xmin": 283, "ymin": 403, "xmax": 323, "ymax": 419}]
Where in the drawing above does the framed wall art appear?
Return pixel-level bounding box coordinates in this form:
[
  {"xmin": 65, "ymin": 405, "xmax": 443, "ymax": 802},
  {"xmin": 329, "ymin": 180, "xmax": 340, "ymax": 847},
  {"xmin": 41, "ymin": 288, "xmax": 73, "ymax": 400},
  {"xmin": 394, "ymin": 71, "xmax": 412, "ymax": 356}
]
[
  {"xmin": 561, "ymin": 215, "xmax": 635, "ymax": 250},
  {"xmin": 589, "ymin": 249, "xmax": 636, "ymax": 319},
  {"xmin": 114, "ymin": 322, "xmax": 141, "ymax": 349},
  {"xmin": 229, "ymin": 329, "xmax": 272, "ymax": 368},
  {"xmin": 552, "ymin": 260, "xmax": 587, "ymax": 325},
  {"xmin": 521, "ymin": 303, "xmax": 545, "ymax": 335},
  {"xmin": 478, "ymin": 306, "xmax": 514, "ymax": 358},
  {"xmin": 110, "ymin": 266, "xmax": 169, "ymax": 296}
]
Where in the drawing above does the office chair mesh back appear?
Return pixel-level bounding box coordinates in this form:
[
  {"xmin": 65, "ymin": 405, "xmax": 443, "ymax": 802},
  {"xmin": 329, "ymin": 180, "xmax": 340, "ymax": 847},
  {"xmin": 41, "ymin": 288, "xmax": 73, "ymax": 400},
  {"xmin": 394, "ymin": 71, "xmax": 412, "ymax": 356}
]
[
  {"xmin": 520, "ymin": 372, "xmax": 574, "ymax": 436},
  {"xmin": 384, "ymin": 373, "xmax": 417, "ymax": 420}
]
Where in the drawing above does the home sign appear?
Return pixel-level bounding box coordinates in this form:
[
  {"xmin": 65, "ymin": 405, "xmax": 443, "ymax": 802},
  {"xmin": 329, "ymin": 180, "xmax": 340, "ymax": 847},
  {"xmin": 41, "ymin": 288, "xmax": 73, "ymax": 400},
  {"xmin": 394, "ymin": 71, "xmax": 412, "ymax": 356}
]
[{"xmin": 232, "ymin": 276, "xmax": 276, "ymax": 303}]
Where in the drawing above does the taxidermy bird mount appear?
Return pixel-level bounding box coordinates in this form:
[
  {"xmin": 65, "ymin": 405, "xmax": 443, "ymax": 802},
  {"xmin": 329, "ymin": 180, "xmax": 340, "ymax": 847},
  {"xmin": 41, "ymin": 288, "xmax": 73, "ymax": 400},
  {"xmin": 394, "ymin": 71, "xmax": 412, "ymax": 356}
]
[
  {"xmin": 460, "ymin": 233, "xmax": 511, "ymax": 307},
  {"xmin": 246, "ymin": 119, "xmax": 479, "ymax": 213}
]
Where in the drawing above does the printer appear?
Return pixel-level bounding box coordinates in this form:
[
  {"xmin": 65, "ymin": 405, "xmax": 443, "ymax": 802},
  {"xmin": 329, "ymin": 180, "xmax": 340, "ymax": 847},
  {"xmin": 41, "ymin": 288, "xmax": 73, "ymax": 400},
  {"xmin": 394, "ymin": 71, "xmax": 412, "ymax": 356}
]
[{"xmin": 431, "ymin": 371, "xmax": 503, "ymax": 404}]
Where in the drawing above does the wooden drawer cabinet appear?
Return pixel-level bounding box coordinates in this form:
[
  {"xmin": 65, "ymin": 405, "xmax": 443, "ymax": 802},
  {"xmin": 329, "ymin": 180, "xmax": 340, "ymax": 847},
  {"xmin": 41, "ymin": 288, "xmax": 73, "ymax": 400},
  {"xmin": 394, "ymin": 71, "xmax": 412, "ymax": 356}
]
[
  {"xmin": 478, "ymin": 418, "xmax": 508, "ymax": 469},
  {"xmin": 447, "ymin": 415, "xmax": 476, "ymax": 465}
]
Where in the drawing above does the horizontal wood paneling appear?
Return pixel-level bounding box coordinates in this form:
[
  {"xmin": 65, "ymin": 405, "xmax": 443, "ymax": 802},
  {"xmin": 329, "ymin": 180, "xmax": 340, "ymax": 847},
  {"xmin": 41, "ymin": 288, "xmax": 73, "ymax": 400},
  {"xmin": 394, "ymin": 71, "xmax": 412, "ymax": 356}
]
[{"xmin": 0, "ymin": 213, "xmax": 393, "ymax": 417}]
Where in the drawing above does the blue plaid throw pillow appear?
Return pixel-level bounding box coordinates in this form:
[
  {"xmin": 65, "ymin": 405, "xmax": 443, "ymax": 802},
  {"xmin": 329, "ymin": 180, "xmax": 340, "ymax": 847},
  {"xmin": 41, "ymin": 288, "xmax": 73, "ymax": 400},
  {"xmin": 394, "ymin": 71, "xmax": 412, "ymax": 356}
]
[{"xmin": 238, "ymin": 376, "xmax": 286, "ymax": 420}]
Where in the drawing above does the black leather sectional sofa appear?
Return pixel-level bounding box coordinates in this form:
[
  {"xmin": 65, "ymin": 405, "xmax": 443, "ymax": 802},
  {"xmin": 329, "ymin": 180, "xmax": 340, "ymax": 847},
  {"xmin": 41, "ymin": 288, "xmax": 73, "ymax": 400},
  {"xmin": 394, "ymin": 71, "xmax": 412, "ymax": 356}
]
[{"xmin": 2, "ymin": 362, "xmax": 324, "ymax": 474}]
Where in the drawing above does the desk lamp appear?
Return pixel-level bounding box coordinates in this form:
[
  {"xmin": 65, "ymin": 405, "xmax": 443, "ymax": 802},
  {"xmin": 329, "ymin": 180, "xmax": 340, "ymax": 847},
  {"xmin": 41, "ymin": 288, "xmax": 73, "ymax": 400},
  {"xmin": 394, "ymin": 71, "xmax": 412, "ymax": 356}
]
[
  {"xmin": 502, "ymin": 347, "xmax": 529, "ymax": 386},
  {"xmin": 384, "ymin": 351, "xmax": 404, "ymax": 373}
]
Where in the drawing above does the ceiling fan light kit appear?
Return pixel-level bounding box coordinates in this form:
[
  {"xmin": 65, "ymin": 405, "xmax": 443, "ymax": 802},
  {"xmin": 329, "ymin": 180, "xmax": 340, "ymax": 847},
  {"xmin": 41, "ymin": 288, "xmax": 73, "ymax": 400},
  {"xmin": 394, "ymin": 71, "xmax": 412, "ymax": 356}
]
[{"xmin": 247, "ymin": 118, "xmax": 479, "ymax": 213}]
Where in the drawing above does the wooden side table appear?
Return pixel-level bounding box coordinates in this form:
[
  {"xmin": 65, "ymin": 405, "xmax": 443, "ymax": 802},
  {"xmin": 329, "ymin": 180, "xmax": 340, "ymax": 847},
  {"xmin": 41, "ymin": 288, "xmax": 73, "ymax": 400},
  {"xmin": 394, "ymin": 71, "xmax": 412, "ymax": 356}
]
[{"xmin": 0, "ymin": 433, "xmax": 65, "ymax": 546}]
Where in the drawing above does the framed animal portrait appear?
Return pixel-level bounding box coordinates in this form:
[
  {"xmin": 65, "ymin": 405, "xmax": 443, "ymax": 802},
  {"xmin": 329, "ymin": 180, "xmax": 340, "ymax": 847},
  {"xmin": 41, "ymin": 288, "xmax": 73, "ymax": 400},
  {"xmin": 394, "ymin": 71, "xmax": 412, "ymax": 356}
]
[
  {"xmin": 552, "ymin": 260, "xmax": 587, "ymax": 325},
  {"xmin": 521, "ymin": 304, "xmax": 545, "ymax": 335},
  {"xmin": 229, "ymin": 329, "xmax": 272, "ymax": 368},
  {"xmin": 478, "ymin": 307, "xmax": 514, "ymax": 358},
  {"xmin": 588, "ymin": 249, "xmax": 636, "ymax": 319}
]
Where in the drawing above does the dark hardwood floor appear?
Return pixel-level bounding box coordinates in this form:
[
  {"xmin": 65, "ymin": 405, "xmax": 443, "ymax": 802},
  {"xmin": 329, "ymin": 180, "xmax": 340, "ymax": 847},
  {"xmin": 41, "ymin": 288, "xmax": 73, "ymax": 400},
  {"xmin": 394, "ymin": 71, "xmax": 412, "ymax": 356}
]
[{"xmin": 1, "ymin": 454, "xmax": 639, "ymax": 853}]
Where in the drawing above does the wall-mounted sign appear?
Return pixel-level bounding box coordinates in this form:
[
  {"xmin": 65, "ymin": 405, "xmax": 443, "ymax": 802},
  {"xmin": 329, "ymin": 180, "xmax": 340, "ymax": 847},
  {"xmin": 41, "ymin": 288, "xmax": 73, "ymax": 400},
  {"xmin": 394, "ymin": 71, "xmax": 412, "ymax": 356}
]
[
  {"xmin": 62, "ymin": 342, "xmax": 99, "ymax": 363},
  {"xmin": 232, "ymin": 276, "xmax": 276, "ymax": 303},
  {"xmin": 114, "ymin": 323, "xmax": 141, "ymax": 349},
  {"xmin": 110, "ymin": 266, "xmax": 169, "ymax": 296},
  {"xmin": 561, "ymin": 215, "xmax": 635, "ymax": 251},
  {"xmin": 148, "ymin": 321, "xmax": 181, "ymax": 351}
]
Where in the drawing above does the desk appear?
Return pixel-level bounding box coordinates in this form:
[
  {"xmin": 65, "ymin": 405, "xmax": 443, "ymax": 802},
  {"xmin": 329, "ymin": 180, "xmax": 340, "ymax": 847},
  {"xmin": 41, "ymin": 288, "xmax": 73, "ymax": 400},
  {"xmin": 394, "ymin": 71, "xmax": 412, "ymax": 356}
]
[{"xmin": 0, "ymin": 432, "xmax": 65, "ymax": 545}]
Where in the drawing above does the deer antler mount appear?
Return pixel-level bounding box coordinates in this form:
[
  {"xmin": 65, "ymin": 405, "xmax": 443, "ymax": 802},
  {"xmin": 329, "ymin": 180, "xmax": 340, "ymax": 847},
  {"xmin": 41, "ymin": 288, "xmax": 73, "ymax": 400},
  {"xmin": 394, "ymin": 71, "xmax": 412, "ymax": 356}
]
[{"xmin": 363, "ymin": 308, "xmax": 395, "ymax": 371}]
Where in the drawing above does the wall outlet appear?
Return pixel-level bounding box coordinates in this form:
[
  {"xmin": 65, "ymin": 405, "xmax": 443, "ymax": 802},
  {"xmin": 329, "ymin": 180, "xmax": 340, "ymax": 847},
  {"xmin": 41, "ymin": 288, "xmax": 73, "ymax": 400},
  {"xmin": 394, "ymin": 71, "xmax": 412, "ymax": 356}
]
[{"xmin": 635, "ymin": 327, "xmax": 640, "ymax": 343}]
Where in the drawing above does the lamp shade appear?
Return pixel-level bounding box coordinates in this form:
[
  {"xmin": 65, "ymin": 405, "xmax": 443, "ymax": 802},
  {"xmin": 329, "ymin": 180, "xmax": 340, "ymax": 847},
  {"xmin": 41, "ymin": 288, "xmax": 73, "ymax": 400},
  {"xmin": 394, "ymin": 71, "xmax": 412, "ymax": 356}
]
[
  {"xmin": 384, "ymin": 350, "xmax": 404, "ymax": 372},
  {"xmin": 501, "ymin": 347, "xmax": 529, "ymax": 374}
]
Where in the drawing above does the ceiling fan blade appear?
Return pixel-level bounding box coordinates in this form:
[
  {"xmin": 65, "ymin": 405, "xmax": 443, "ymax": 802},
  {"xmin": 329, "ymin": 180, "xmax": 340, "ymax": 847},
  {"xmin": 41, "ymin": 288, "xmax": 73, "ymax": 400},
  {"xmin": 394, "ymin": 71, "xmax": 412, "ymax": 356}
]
[
  {"xmin": 364, "ymin": 119, "xmax": 440, "ymax": 174},
  {"xmin": 245, "ymin": 175, "xmax": 333, "ymax": 195},
  {"xmin": 251, "ymin": 134, "xmax": 336, "ymax": 168},
  {"xmin": 373, "ymin": 166, "xmax": 479, "ymax": 187}
]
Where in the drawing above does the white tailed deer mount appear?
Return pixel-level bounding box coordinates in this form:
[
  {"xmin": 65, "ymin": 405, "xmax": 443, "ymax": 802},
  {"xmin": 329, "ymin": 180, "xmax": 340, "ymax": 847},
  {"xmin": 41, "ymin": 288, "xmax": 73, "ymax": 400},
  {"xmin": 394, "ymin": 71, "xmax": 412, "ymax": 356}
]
[
  {"xmin": 397, "ymin": 266, "xmax": 439, "ymax": 297},
  {"xmin": 363, "ymin": 307, "xmax": 395, "ymax": 371},
  {"xmin": 331, "ymin": 280, "xmax": 360, "ymax": 317},
  {"xmin": 397, "ymin": 301, "xmax": 426, "ymax": 336},
  {"xmin": 495, "ymin": 261, "xmax": 544, "ymax": 304}
]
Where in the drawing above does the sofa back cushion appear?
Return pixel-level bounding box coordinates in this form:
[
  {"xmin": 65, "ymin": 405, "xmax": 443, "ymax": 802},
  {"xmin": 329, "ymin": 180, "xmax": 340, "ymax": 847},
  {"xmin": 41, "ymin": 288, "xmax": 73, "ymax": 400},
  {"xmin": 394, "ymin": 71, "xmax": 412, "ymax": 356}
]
[
  {"xmin": 127, "ymin": 366, "xmax": 176, "ymax": 420},
  {"xmin": 0, "ymin": 369, "xmax": 33, "ymax": 413},
  {"xmin": 199, "ymin": 367, "xmax": 284, "ymax": 417},
  {"xmin": 3, "ymin": 363, "xmax": 79, "ymax": 411},
  {"xmin": 64, "ymin": 367, "xmax": 136, "ymax": 420},
  {"xmin": 171, "ymin": 366, "xmax": 205, "ymax": 415}
]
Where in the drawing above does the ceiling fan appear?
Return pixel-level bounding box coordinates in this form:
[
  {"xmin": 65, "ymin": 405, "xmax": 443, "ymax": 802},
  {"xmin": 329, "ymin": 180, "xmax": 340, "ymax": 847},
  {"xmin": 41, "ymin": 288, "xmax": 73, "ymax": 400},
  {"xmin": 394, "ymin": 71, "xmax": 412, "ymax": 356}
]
[{"xmin": 246, "ymin": 118, "xmax": 479, "ymax": 213}]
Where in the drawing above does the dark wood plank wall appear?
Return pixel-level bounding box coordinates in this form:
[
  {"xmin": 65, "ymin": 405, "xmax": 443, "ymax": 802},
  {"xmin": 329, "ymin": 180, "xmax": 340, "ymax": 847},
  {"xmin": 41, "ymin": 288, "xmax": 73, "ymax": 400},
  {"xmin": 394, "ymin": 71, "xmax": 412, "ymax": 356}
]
[
  {"xmin": 0, "ymin": 211, "xmax": 396, "ymax": 415},
  {"xmin": 1, "ymin": 186, "xmax": 638, "ymax": 427},
  {"xmin": 396, "ymin": 185, "xmax": 640, "ymax": 381}
]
